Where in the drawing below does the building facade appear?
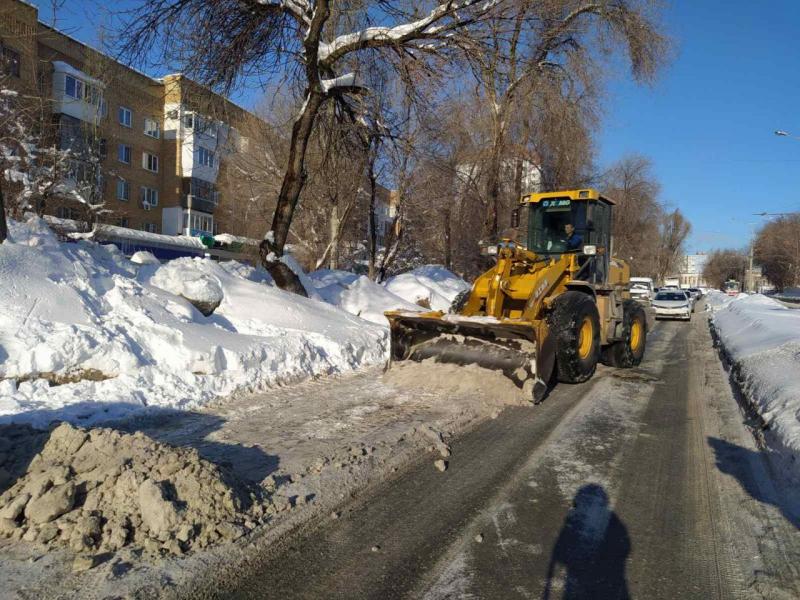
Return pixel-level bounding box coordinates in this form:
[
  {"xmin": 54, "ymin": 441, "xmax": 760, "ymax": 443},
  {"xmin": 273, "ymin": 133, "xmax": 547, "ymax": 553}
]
[
  {"xmin": 679, "ymin": 253, "xmax": 709, "ymax": 288},
  {"xmin": 1, "ymin": 0, "xmax": 268, "ymax": 241}
]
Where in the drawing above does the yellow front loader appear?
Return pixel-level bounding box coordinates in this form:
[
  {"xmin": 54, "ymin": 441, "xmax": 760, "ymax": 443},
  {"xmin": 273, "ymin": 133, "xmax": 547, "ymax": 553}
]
[{"xmin": 385, "ymin": 189, "xmax": 647, "ymax": 402}]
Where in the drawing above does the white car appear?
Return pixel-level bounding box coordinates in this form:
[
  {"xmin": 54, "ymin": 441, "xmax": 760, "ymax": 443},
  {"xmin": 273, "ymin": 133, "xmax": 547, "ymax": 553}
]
[
  {"xmin": 629, "ymin": 277, "xmax": 655, "ymax": 303},
  {"xmin": 652, "ymin": 290, "xmax": 692, "ymax": 321}
]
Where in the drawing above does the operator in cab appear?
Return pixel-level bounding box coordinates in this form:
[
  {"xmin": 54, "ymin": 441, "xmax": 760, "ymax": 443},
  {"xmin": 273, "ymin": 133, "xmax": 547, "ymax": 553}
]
[{"xmin": 564, "ymin": 223, "xmax": 583, "ymax": 251}]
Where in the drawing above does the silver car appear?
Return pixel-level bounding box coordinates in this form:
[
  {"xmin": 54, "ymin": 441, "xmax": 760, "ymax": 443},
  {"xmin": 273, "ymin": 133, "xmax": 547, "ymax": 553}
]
[{"xmin": 652, "ymin": 290, "xmax": 692, "ymax": 321}]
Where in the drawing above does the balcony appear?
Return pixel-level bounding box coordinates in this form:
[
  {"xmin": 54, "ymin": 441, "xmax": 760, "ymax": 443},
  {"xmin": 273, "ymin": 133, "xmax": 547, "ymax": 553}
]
[{"xmin": 180, "ymin": 194, "xmax": 218, "ymax": 214}]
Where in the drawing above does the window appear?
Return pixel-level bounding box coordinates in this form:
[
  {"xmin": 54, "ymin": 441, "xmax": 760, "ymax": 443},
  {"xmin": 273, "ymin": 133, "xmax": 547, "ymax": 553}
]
[
  {"xmin": 117, "ymin": 144, "xmax": 131, "ymax": 164},
  {"xmin": 144, "ymin": 117, "xmax": 160, "ymax": 139},
  {"xmin": 140, "ymin": 186, "xmax": 158, "ymax": 207},
  {"xmin": 197, "ymin": 146, "xmax": 215, "ymax": 168},
  {"xmin": 183, "ymin": 211, "xmax": 213, "ymax": 234},
  {"xmin": 2, "ymin": 46, "xmax": 20, "ymax": 78},
  {"xmin": 98, "ymin": 138, "xmax": 107, "ymax": 159},
  {"xmin": 65, "ymin": 75, "xmax": 83, "ymax": 100},
  {"xmin": 192, "ymin": 213, "xmax": 212, "ymax": 233},
  {"xmin": 118, "ymin": 106, "xmax": 132, "ymax": 128},
  {"xmin": 116, "ymin": 217, "xmax": 129, "ymax": 228},
  {"xmin": 141, "ymin": 222, "xmax": 158, "ymax": 234},
  {"xmin": 142, "ymin": 152, "xmax": 159, "ymax": 173},
  {"xmin": 116, "ymin": 179, "xmax": 130, "ymax": 201}
]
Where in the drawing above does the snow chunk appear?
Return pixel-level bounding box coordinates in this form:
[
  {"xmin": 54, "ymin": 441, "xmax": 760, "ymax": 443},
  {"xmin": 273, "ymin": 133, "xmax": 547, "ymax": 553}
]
[
  {"xmin": 150, "ymin": 258, "xmax": 224, "ymax": 312},
  {"xmin": 383, "ymin": 265, "xmax": 470, "ymax": 311},
  {"xmin": 130, "ymin": 251, "xmax": 160, "ymax": 265}
]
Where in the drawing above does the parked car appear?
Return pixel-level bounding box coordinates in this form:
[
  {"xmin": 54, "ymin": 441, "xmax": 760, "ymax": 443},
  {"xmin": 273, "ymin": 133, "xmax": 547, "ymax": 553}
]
[
  {"xmin": 629, "ymin": 277, "xmax": 655, "ymax": 303},
  {"xmin": 652, "ymin": 290, "xmax": 692, "ymax": 321},
  {"xmin": 687, "ymin": 287, "xmax": 702, "ymax": 301}
]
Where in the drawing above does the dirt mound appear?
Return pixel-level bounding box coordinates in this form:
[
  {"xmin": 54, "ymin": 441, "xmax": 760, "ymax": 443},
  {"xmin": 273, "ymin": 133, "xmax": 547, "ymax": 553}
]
[{"xmin": 0, "ymin": 422, "xmax": 269, "ymax": 556}]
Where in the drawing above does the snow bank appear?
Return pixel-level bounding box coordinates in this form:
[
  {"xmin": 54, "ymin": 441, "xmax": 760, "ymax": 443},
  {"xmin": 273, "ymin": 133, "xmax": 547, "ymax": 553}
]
[
  {"xmin": 308, "ymin": 269, "xmax": 421, "ymax": 325},
  {"xmin": 705, "ymin": 290, "xmax": 748, "ymax": 311},
  {"xmin": 383, "ymin": 265, "xmax": 470, "ymax": 312},
  {"xmin": 710, "ymin": 293, "xmax": 800, "ymax": 480},
  {"xmin": 0, "ymin": 217, "xmax": 387, "ymax": 427}
]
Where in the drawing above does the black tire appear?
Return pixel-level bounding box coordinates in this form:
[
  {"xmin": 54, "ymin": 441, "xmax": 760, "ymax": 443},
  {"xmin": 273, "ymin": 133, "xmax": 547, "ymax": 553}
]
[
  {"xmin": 547, "ymin": 291, "xmax": 601, "ymax": 384},
  {"xmin": 601, "ymin": 299, "xmax": 647, "ymax": 368},
  {"xmin": 449, "ymin": 289, "xmax": 471, "ymax": 314}
]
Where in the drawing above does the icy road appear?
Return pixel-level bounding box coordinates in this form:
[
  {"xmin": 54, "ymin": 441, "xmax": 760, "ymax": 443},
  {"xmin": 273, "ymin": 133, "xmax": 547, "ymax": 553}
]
[{"xmin": 191, "ymin": 305, "xmax": 800, "ymax": 600}]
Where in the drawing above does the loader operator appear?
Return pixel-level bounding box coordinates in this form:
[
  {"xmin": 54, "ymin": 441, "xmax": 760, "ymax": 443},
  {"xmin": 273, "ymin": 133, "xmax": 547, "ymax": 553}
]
[{"xmin": 564, "ymin": 223, "xmax": 583, "ymax": 251}]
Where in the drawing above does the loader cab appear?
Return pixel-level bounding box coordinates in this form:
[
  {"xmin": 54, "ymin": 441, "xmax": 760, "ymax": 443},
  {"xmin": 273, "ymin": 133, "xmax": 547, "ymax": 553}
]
[{"xmin": 519, "ymin": 189, "xmax": 614, "ymax": 282}]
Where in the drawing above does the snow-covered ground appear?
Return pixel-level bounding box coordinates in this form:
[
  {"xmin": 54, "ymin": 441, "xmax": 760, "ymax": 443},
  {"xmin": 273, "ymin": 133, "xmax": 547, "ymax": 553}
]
[
  {"xmin": 707, "ymin": 290, "xmax": 800, "ymax": 481},
  {"xmin": 0, "ymin": 217, "xmax": 388, "ymax": 426},
  {"xmin": 0, "ymin": 217, "xmax": 471, "ymax": 428}
]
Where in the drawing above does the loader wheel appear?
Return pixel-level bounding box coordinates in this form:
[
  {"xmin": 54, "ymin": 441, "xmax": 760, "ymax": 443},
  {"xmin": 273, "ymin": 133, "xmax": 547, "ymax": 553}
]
[
  {"xmin": 601, "ymin": 299, "xmax": 647, "ymax": 368},
  {"xmin": 547, "ymin": 291, "xmax": 601, "ymax": 384},
  {"xmin": 449, "ymin": 289, "xmax": 471, "ymax": 314}
]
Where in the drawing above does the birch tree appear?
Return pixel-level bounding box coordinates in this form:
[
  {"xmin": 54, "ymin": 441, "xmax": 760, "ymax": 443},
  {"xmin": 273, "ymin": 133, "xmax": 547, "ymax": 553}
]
[{"xmin": 121, "ymin": 0, "xmax": 503, "ymax": 295}]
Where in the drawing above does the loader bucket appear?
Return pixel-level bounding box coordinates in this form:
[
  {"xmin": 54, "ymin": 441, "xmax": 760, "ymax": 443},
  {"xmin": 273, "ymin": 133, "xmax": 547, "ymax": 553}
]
[{"xmin": 386, "ymin": 312, "xmax": 555, "ymax": 403}]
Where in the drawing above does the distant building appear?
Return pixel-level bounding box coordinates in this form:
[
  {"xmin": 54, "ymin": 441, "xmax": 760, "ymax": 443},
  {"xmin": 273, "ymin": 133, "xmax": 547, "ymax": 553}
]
[{"xmin": 680, "ymin": 253, "xmax": 709, "ymax": 288}]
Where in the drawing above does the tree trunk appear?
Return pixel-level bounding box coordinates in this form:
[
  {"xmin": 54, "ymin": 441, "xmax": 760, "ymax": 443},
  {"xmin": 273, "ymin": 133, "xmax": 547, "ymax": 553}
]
[
  {"xmin": 329, "ymin": 201, "xmax": 340, "ymax": 270},
  {"xmin": 0, "ymin": 180, "xmax": 7, "ymax": 244},
  {"xmin": 444, "ymin": 206, "xmax": 452, "ymax": 269},
  {"xmin": 367, "ymin": 161, "xmax": 378, "ymax": 280},
  {"xmin": 259, "ymin": 90, "xmax": 326, "ymax": 296},
  {"xmin": 484, "ymin": 117, "xmax": 506, "ymax": 240}
]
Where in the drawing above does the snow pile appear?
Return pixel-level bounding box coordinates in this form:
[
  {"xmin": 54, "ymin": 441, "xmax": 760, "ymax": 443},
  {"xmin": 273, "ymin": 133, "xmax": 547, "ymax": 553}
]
[
  {"xmin": 705, "ymin": 290, "xmax": 749, "ymax": 311},
  {"xmin": 710, "ymin": 293, "xmax": 800, "ymax": 479},
  {"xmin": 383, "ymin": 265, "xmax": 470, "ymax": 311},
  {"xmin": 0, "ymin": 217, "xmax": 387, "ymax": 427},
  {"xmin": 309, "ymin": 269, "xmax": 422, "ymax": 325},
  {"xmin": 0, "ymin": 422, "xmax": 268, "ymax": 556}
]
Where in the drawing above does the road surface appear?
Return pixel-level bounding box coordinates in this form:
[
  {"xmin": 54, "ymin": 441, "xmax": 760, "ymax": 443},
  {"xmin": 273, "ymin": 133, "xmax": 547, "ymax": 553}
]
[{"xmin": 195, "ymin": 307, "xmax": 800, "ymax": 599}]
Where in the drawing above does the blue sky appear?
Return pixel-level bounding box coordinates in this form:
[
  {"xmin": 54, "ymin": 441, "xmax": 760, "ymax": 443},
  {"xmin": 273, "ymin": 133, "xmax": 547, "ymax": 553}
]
[{"xmin": 29, "ymin": 0, "xmax": 800, "ymax": 253}]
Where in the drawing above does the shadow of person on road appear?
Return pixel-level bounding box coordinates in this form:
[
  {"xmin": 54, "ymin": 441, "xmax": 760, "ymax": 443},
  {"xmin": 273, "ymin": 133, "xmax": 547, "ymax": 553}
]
[
  {"xmin": 708, "ymin": 436, "xmax": 800, "ymax": 529},
  {"xmin": 543, "ymin": 484, "xmax": 631, "ymax": 600}
]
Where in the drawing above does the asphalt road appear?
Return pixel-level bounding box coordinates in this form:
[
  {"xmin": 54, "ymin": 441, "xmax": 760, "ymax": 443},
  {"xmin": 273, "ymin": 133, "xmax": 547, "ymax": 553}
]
[{"xmin": 202, "ymin": 309, "xmax": 800, "ymax": 600}]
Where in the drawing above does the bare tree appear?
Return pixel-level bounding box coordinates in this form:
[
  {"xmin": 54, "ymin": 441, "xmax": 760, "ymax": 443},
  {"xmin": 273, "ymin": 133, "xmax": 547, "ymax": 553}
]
[
  {"xmin": 702, "ymin": 249, "xmax": 748, "ymax": 290},
  {"xmin": 656, "ymin": 208, "xmax": 691, "ymax": 283},
  {"xmin": 470, "ymin": 0, "xmax": 668, "ymax": 239},
  {"xmin": 603, "ymin": 154, "xmax": 661, "ymax": 274},
  {"xmin": 754, "ymin": 214, "xmax": 800, "ymax": 291},
  {"xmin": 120, "ymin": 0, "xmax": 504, "ymax": 294}
]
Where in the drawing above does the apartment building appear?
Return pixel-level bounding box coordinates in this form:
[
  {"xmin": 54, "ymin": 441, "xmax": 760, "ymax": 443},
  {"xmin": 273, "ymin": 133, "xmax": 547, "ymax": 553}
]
[{"xmin": 0, "ymin": 0, "xmax": 269, "ymax": 241}]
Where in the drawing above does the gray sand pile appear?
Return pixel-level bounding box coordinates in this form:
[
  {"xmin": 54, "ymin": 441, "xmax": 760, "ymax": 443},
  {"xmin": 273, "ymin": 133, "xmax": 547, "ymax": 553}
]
[{"xmin": 0, "ymin": 422, "xmax": 269, "ymax": 556}]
